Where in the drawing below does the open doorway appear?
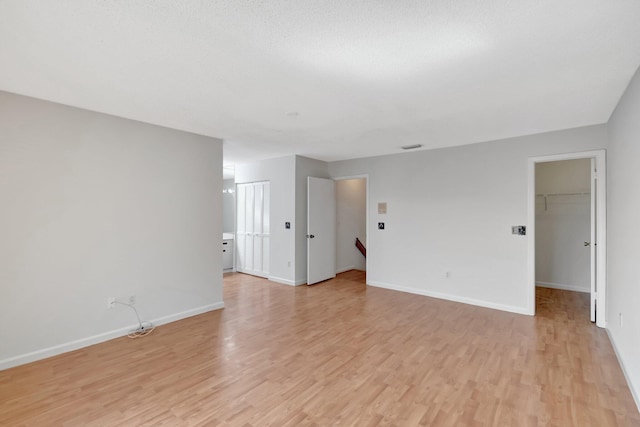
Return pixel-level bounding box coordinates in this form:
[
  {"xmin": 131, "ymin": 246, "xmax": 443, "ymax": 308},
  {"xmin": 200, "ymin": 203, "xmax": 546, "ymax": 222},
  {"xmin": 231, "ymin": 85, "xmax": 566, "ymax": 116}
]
[
  {"xmin": 335, "ymin": 176, "xmax": 368, "ymax": 283},
  {"xmin": 527, "ymin": 150, "xmax": 606, "ymax": 327},
  {"xmin": 535, "ymin": 159, "xmax": 591, "ymax": 318},
  {"xmin": 222, "ymin": 165, "xmax": 235, "ymax": 273}
]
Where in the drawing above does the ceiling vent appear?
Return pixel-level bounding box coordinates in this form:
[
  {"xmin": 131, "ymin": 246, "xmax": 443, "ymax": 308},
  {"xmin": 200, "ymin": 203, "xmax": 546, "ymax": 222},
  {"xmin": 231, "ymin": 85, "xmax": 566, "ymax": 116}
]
[{"xmin": 401, "ymin": 144, "xmax": 423, "ymax": 150}]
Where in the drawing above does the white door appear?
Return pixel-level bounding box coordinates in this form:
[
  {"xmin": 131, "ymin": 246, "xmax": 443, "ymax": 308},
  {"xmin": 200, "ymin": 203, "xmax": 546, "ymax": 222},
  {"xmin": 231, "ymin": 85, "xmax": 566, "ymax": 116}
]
[
  {"xmin": 307, "ymin": 177, "xmax": 336, "ymax": 285},
  {"xmin": 236, "ymin": 181, "xmax": 270, "ymax": 278},
  {"xmin": 252, "ymin": 182, "xmax": 270, "ymax": 276},
  {"xmin": 590, "ymin": 159, "xmax": 597, "ymax": 322}
]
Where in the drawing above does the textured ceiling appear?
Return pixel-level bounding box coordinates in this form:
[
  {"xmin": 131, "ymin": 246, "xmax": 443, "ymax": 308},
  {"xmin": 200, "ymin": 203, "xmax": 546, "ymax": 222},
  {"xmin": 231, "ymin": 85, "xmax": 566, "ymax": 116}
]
[{"xmin": 1, "ymin": 1, "xmax": 640, "ymax": 165}]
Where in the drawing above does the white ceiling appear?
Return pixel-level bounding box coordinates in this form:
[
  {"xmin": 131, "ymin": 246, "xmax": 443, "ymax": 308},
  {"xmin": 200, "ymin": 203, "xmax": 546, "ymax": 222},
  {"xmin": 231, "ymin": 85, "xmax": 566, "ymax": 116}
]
[{"xmin": 1, "ymin": 1, "xmax": 640, "ymax": 166}]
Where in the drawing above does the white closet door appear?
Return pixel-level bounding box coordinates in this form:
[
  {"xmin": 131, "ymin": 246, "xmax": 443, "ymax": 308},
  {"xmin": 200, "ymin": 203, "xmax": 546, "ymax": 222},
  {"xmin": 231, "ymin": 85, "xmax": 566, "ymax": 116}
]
[
  {"xmin": 245, "ymin": 184, "xmax": 255, "ymax": 272},
  {"xmin": 253, "ymin": 183, "xmax": 264, "ymax": 274},
  {"xmin": 262, "ymin": 183, "xmax": 270, "ymax": 276},
  {"xmin": 236, "ymin": 181, "xmax": 270, "ymax": 278},
  {"xmin": 236, "ymin": 184, "xmax": 247, "ymax": 271}
]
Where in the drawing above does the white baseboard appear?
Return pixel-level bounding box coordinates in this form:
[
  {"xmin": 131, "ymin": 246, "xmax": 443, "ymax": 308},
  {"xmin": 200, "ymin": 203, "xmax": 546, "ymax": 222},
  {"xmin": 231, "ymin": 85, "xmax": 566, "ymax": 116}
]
[
  {"xmin": 236, "ymin": 268, "xmax": 268, "ymax": 279},
  {"xmin": 536, "ymin": 281, "xmax": 590, "ymax": 293},
  {"xmin": 0, "ymin": 302, "xmax": 224, "ymax": 371},
  {"xmin": 367, "ymin": 280, "xmax": 530, "ymax": 316},
  {"xmin": 268, "ymin": 276, "xmax": 306, "ymax": 286},
  {"xmin": 606, "ymin": 329, "xmax": 640, "ymax": 413}
]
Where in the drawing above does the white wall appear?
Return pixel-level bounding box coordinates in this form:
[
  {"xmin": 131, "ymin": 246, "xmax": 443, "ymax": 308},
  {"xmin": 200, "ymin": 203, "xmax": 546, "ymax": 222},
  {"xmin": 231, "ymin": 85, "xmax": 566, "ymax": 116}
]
[
  {"xmin": 535, "ymin": 160, "xmax": 591, "ymax": 292},
  {"xmin": 336, "ymin": 178, "xmax": 367, "ymax": 272},
  {"xmin": 328, "ymin": 125, "xmax": 608, "ymax": 314},
  {"xmin": 607, "ymin": 65, "xmax": 640, "ymax": 409},
  {"xmin": 294, "ymin": 156, "xmax": 330, "ymax": 284},
  {"xmin": 235, "ymin": 155, "xmax": 296, "ymax": 285},
  {"xmin": 0, "ymin": 91, "xmax": 224, "ymax": 369}
]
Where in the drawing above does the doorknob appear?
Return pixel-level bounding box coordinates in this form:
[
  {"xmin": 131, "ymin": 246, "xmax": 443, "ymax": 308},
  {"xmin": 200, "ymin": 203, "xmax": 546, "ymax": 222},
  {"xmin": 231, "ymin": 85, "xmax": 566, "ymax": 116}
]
[
  {"xmin": 584, "ymin": 242, "xmax": 590, "ymax": 246},
  {"xmin": 306, "ymin": 234, "xmax": 315, "ymax": 239}
]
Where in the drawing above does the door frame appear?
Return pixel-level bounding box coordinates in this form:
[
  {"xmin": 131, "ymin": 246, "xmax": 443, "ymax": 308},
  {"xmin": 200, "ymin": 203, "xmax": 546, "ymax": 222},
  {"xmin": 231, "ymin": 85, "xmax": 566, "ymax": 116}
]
[
  {"xmin": 332, "ymin": 174, "xmax": 369, "ymax": 277},
  {"xmin": 527, "ymin": 150, "xmax": 606, "ymax": 327}
]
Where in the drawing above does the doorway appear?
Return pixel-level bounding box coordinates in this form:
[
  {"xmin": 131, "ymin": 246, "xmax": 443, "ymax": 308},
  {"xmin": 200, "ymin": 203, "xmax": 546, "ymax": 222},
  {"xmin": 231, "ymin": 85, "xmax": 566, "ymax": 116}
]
[
  {"xmin": 306, "ymin": 175, "xmax": 369, "ymax": 285},
  {"xmin": 334, "ymin": 175, "xmax": 368, "ymax": 281},
  {"xmin": 527, "ymin": 150, "xmax": 606, "ymax": 327},
  {"xmin": 335, "ymin": 178, "xmax": 367, "ymax": 274},
  {"xmin": 535, "ymin": 159, "xmax": 591, "ymax": 318}
]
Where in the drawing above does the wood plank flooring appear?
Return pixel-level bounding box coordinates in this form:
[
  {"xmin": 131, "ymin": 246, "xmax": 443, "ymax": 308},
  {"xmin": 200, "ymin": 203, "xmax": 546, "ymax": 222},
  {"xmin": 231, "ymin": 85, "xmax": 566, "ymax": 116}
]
[{"xmin": 1, "ymin": 272, "xmax": 638, "ymax": 426}]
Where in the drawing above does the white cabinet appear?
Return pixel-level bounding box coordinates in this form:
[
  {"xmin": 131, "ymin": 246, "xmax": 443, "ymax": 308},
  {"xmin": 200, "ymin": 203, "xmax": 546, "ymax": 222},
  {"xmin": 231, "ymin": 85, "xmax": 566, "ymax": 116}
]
[{"xmin": 236, "ymin": 181, "xmax": 270, "ymax": 278}]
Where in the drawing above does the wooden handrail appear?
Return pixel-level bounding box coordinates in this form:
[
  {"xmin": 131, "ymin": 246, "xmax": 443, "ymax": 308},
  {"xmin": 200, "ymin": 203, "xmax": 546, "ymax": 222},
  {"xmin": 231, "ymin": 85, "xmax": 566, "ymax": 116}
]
[{"xmin": 355, "ymin": 237, "xmax": 366, "ymax": 258}]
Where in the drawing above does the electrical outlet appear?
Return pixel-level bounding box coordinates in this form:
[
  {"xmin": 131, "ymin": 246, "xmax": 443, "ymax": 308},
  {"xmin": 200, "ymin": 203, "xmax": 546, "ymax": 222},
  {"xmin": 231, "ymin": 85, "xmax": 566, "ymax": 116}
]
[
  {"xmin": 445, "ymin": 271, "xmax": 450, "ymax": 279},
  {"xmin": 107, "ymin": 297, "xmax": 116, "ymax": 309},
  {"xmin": 128, "ymin": 295, "xmax": 136, "ymax": 305}
]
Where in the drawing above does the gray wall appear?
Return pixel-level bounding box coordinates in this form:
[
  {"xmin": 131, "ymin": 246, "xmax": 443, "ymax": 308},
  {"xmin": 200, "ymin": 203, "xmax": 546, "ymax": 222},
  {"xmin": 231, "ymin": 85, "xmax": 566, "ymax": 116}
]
[
  {"xmin": 329, "ymin": 125, "xmax": 608, "ymax": 314},
  {"xmin": 0, "ymin": 91, "xmax": 224, "ymax": 369},
  {"xmin": 608, "ymin": 65, "xmax": 640, "ymax": 408}
]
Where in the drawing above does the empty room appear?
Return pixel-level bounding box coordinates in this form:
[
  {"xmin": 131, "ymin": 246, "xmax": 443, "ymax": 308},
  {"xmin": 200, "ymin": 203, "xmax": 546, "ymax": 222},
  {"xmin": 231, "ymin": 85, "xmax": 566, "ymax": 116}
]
[{"xmin": 1, "ymin": 1, "xmax": 640, "ymax": 426}]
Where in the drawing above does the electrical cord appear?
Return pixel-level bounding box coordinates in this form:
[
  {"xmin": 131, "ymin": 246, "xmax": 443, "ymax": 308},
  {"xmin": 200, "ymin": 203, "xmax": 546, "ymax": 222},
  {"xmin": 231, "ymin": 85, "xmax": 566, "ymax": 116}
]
[{"xmin": 113, "ymin": 300, "xmax": 155, "ymax": 338}]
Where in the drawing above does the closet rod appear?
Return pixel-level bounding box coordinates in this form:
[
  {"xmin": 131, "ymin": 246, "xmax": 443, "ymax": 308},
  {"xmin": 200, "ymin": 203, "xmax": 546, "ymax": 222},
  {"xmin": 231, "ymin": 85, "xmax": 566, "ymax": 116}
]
[{"xmin": 535, "ymin": 192, "xmax": 591, "ymax": 197}]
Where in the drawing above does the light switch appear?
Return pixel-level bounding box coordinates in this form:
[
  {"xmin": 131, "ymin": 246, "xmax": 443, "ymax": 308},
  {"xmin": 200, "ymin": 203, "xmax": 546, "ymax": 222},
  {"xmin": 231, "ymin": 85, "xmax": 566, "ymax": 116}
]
[{"xmin": 512, "ymin": 226, "xmax": 526, "ymax": 235}]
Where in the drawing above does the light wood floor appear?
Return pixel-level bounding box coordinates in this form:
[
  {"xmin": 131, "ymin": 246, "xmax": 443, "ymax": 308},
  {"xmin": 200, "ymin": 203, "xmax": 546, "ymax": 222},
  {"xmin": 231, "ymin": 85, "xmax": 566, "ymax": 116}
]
[{"xmin": 1, "ymin": 272, "xmax": 638, "ymax": 426}]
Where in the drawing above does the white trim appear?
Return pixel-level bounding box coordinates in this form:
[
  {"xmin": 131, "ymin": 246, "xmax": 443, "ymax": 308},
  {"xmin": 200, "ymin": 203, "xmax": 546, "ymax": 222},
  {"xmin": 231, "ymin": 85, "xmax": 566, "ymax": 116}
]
[
  {"xmin": 236, "ymin": 267, "xmax": 268, "ymax": 279},
  {"xmin": 527, "ymin": 149, "xmax": 607, "ymax": 327},
  {"xmin": 268, "ymin": 275, "xmax": 306, "ymax": 286},
  {"xmin": 0, "ymin": 302, "xmax": 225, "ymax": 371},
  {"xmin": 367, "ymin": 280, "xmax": 529, "ymax": 316},
  {"xmin": 606, "ymin": 329, "xmax": 640, "ymax": 413},
  {"xmin": 536, "ymin": 281, "xmax": 590, "ymax": 293},
  {"xmin": 336, "ymin": 265, "xmax": 355, "ymax": 274}
]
